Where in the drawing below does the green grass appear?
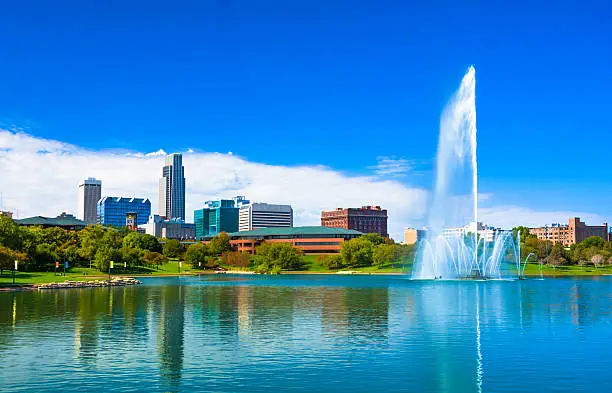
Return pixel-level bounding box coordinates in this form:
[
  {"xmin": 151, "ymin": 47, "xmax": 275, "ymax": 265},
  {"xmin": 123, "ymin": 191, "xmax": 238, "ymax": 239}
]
[
  {"xmin": 296, "ymin": 255, "xmax": 407, "ymax": 274},
  {"xmin": 0, "ymin": 267, "xmax": 103, "ymax": 285},
  {"xmin": 522, "ymin": 262, "xmax": 612, "ymax": 276},
  {"xmin": 0, "ymin": 261, "xmax": 203, "ymax": 286}
]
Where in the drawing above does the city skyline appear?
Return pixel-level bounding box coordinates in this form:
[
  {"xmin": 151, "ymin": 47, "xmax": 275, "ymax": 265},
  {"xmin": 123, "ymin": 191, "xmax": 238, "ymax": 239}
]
[
  {"xmin": 0, "ymin": 129, "xmax": 609, "ymax": 240},
  {"xmin": 0, "ymin": 2, "xmax": 610, "ymax": 240}
]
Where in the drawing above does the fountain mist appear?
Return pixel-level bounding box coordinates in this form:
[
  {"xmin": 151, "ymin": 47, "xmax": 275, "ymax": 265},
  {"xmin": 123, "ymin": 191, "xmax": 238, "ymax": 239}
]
[{"xmin": 413, "ymin": 66, "xmax": 521, "ymax": 279}]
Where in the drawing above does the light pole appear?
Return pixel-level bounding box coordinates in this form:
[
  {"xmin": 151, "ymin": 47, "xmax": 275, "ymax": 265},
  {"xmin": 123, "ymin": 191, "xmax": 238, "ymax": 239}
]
[{"xmin": 109, "ymin": 260, "xmax": 114, "ymax": 281}]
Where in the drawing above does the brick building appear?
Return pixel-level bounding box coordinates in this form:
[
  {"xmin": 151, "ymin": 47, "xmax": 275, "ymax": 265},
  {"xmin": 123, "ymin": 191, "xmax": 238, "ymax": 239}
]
[
  {"xmin": 321, "ymin": 206, "xmax": 388, "ymax": 237},
  {"xmin": 530, "ymin": 217, "xmax": 609, "ymax": 246},
  {"xmin": 202, "ymin": 226, "xmax": 363, "ymax": 254}
]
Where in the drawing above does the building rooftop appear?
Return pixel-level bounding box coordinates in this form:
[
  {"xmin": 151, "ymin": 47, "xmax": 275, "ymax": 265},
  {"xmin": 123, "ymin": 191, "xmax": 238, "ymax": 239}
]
[
  {"xmin": 16, "ymin": 213, "xmax": 86, "ymax": 227},
  {"xmin": 225, "ymin": 226, "xmax": 363, "ymax": 238}
]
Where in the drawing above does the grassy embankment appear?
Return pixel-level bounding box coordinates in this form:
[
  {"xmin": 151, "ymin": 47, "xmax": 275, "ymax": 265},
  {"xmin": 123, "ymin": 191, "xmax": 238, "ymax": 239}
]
[
  {"xmin": 0, "ymin": 260, "xmax": 197, "ymax": 286},
  {"xmin": 4, "ymin": 259, "xmax": 612, "ymax": 286}
]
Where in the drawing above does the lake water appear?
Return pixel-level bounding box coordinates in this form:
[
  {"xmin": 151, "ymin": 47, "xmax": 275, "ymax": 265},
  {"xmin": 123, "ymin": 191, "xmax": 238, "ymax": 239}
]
[{"xmin": 1, "ymin": 275, "xmax": 611, "ymax": 392}]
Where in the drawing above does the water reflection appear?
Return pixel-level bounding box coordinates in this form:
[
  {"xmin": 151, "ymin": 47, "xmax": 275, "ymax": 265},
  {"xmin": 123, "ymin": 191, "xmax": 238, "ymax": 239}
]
[{"xmin": 1, "ymin": 276, "xmax": 612, "ymax": 393}]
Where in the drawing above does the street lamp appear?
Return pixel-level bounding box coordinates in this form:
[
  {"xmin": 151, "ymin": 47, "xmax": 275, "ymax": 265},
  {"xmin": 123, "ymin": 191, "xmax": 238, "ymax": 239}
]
[{"xmin": 109, "ymin": 260, "xmax": 114, "ymax": 281}]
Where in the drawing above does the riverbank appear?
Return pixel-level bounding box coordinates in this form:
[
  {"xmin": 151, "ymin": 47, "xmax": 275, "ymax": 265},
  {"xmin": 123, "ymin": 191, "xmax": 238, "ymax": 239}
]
[{"xmin": 2, "ymin": 262, "xmax": 611, "ymax": 288}]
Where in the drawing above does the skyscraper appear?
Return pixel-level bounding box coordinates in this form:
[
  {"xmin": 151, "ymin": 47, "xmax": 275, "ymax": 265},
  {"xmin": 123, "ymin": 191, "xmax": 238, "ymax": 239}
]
[
  {"xmin": 77, "ymin": 177, "xmax": 102, "ymax": 225},
  {"xmin": 159, "ymin": 153, "xmax": 186, "ymax": 220}
]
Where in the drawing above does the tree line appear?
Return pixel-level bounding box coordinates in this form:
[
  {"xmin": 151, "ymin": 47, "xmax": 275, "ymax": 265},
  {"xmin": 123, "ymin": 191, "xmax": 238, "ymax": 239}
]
[{"xmin": 512, "ymin": 226, "xmax": 612, "ymax": 267}]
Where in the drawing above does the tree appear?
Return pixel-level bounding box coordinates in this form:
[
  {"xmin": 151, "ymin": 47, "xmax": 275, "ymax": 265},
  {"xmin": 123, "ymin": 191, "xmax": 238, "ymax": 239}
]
[
  {"xmin": 139, "ymin": 234, "xmax": 163, "ymax": 253},
  {"xmin": 142, "ymin": 251, "xmax": 167, "ymax": 269},
  {"xmin": 361, "ymin": 233, "xmax": 387, "ymax": 246},
  {"xmin": 255, "ymin": 242, "xmax": 304, "ymax": 271},
  {"xmin": 94, "ymin": 245, "xmax": 121, "ymax": 271},
  {"xmin": 373, "ymin": 243, "xmax": 397, "ymax": 268},
  {"xmin": 548, "ymin": 242, "xmax": 567, "ymax": 267},
  {"xmin": 0, "ymin": 245, "xmax": 27, "ymax": 276},
  {"xmin": 163, "ymin": 239, "xmax": 183, "ymax": 258},
  {"xmin": 591, "ymin": 254, "xmax": 604, "ymax": 268},
  {"xmin": 121, "ymin": 247, "xmax": 142, "ymax": 269},
  {"xmin": 318, "ymin": 254, "xmax": 344, "ymax": 270},
  {"xmin": 184, "ymin": 243, "xmax": 210, "ymax": 268},
  {"xmin": 78, "ymin": 225, "xmax": 106, "ymax": 262},
  {"xmin": 209, "ymin": 232, "xmax": 232, "ymax": 255},
  {"xmin": 0, "ymin": 215, "xmax": 26, "ymax": 250},
  {"xmin": 582, "ymin": 236, "xmax": 605, "ymax": 249},
  {"xmin": 341, "ymin": 237, "xmax": 374, "ymax": 267},
  {"xmin": 512, "ymin": 226, "xmax": 533, "ymax": 245},
  {"xmin": 123, "ymin": 232, "xmax": 162, "ymax": 253},
  {"xmin": 221, "ymin": 251, "xmax": 250, "ymax": 268}
]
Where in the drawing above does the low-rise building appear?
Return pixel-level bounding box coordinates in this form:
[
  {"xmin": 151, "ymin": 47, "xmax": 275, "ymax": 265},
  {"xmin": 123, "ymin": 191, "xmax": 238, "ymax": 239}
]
[
  {"xmin": 530, "ymin": 217, "xmax": 609, "ymax": 246},
  {"xmin": 404, "ymin": 228, "xmax": 427, "ymax": 245},
  {"xmin": 442, "ymin": 221, "xmax": 508, "ymax": 242},
  {"xmin": 202, "ymin": 226, "xmax": 363, "ymax": 254},
  {"xmin": 15, "ymin": 212, "xmax": 86, "ymax": 230},
  {"xmin": 141, "ymin": 214, "xmax": 196, "ymax": 240},
  {"xmin": 321, "ymin": 206, "xmax": 388, "ymax": 237},
  {"xmin": 239, "ymin": 202, "xmax": 293, "ymax": 231},
  {"xmin": 0, "ymin": 210, "xmax": 13, "ymax": 218}
]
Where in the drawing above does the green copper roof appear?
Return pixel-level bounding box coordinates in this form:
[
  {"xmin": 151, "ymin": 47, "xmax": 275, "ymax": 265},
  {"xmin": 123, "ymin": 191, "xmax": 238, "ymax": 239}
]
[
  {"xmin": 226, "ymin": 226, "xmax": 363, "ymax": 238},
  {"xmin": 16, "ymin": 215, "xmax": 86, "ymax": 227}
]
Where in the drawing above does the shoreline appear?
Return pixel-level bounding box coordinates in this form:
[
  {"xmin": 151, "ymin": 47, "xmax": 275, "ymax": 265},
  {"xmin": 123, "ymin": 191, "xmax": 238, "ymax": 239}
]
[{"xmin": 2, "ymin": 270, "xmax": 612, "ymax": 291}]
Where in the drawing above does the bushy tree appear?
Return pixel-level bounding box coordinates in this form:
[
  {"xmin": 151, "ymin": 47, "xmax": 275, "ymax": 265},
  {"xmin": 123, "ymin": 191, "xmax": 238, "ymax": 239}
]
[
  {"xmin": 185, "ymin": 243, "xmax": 210, "ymax": 268},
  {"xmin": 209, "ymin": 232, "xmax": 232, "ymax": 255},
  {"xmin": 121, "ymin": 247, "xmax": 142, "ymax": 269},
  {"xmin": 341, "ymin": 237, "xmax": 374, "ymax": 267},
  {"xmin": 373, "ymin": 243, "xmax": 397, "ymax": 268},
  {"xmin": 548, "ymin": 242, "xmax": 567, "ymax": 266},
  {"xmin": 317, "ymin": 254, "xmax": 344, "ymax": 270},
  {"xmin": 255, "ymin": 242, "xmax": 304, "ymax": 271},
  {"xmin": 163, "ymin": 239, "xmax": 183, "ymax": 258},
  {"xmin": 221, "ymin": 251, "xmax": 250, "ymax": 268},
  {"xmin": 142, "ymin": 251, "xmax": 167, "ymax": 269}
]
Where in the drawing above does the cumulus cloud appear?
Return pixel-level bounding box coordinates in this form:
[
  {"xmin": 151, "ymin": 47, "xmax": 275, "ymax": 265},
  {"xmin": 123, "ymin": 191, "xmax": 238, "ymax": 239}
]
[{"xmin": 0, "ymin": 130, "xmax": 429, "ymax": 240}]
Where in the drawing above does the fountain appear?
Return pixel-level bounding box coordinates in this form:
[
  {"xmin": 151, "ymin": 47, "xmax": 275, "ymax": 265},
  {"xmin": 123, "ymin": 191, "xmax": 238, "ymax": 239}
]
[{"xmin": 412, "ymin": 66, "xmax": 522, "ymax": 280}]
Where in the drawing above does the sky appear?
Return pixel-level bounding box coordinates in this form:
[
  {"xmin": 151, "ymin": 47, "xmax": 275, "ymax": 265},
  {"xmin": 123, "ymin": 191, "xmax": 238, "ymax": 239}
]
[{"xmin": 0, "ymin": 0, "xmax": 610, "ymax": 240}]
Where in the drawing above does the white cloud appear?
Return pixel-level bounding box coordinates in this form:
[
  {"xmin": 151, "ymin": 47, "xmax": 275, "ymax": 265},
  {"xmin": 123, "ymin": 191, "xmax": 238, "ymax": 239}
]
[
  {"xmin": 369, "ymin": 156, "xmax": 420, "ymax": 177},
  {"xmin": 0, "ymin": 130, "xmax": 429, "ymax": 240}
]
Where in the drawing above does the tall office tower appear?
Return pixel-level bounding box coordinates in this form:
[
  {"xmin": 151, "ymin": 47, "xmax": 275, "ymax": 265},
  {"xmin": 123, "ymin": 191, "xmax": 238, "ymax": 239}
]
[
  {"xmin": 159, "ymin": 153, "xmax": 186, "ymax": 220},
  {"xmin": 77, "ymin": 177, "xmax": 102, "ymax": 225}
]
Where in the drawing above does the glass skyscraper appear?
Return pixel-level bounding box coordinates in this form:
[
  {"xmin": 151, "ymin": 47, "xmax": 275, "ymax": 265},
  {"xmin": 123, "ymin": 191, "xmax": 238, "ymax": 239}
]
[
  {"xmin": 97, "ymin": 197, "xmax": 151, "ymax": 228},
  {"xmin": 159, "ymin": 153, "xmax": 186, "ymax": 220},
  {"xmin": 194, "ymin": 196, "xmax": 249, "ymax": 238}
]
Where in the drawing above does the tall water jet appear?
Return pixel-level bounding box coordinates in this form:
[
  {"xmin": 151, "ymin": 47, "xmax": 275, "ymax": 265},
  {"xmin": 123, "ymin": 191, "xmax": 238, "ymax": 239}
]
[{"xmin": 413, "ymin": 66, "xmax": 520, "ymax": 279}]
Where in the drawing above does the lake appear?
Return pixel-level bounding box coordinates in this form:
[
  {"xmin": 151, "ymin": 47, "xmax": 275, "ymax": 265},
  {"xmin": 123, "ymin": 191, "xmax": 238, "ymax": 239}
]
[{"xmin": 1, "ymin": 275, "xmax": 611, "ymax": 392}]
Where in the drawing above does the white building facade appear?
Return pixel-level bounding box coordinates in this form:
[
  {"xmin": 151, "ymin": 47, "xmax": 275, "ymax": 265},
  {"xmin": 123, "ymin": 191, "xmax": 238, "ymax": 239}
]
[
  {"xmin": 239, "ymin": 203, "xmax": 293, "ymax": 232},
  {"xmin": 142, "ymin": 214, "xmax": 195, "ymax": 240},
  {"xmin": 77, "ymin": 177, "xmax": 102, "ymax": 225}
]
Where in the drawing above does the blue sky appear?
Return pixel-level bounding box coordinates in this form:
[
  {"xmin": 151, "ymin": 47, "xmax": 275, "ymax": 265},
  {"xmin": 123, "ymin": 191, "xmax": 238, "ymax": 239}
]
[{"xmin": 0, "ymin": 1, "xmax": 610, "ymax": 234}]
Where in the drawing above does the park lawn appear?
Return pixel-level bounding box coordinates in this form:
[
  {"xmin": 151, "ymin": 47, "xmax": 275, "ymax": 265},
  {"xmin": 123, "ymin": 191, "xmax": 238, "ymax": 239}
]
[
  {"xmin": 522, "ymin": 262, "xmax": 612, "ymax": 277},
  {"xmin": 0, "ymin": 267, "xmax": 104, "ymax": 285},
  {"xmin": 297, "ymin": 255, "xmax": 408, "ymax": 274}
]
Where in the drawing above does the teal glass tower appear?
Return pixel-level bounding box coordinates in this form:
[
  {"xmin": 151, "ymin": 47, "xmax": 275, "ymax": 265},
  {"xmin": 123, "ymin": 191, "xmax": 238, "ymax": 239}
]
[{"xmin": 194, "ymin": 196, "xmax": 249, "ymax": 238}]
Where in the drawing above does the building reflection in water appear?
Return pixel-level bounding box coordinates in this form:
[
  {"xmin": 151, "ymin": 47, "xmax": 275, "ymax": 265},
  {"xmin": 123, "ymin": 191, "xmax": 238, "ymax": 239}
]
[
  {"xmin": 157, "ymin": 284, "xmax": 185, "ymax": 393},
  {"xmin": 2, "ymin": 276, "xmax": 612, "ymax": 392}
]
